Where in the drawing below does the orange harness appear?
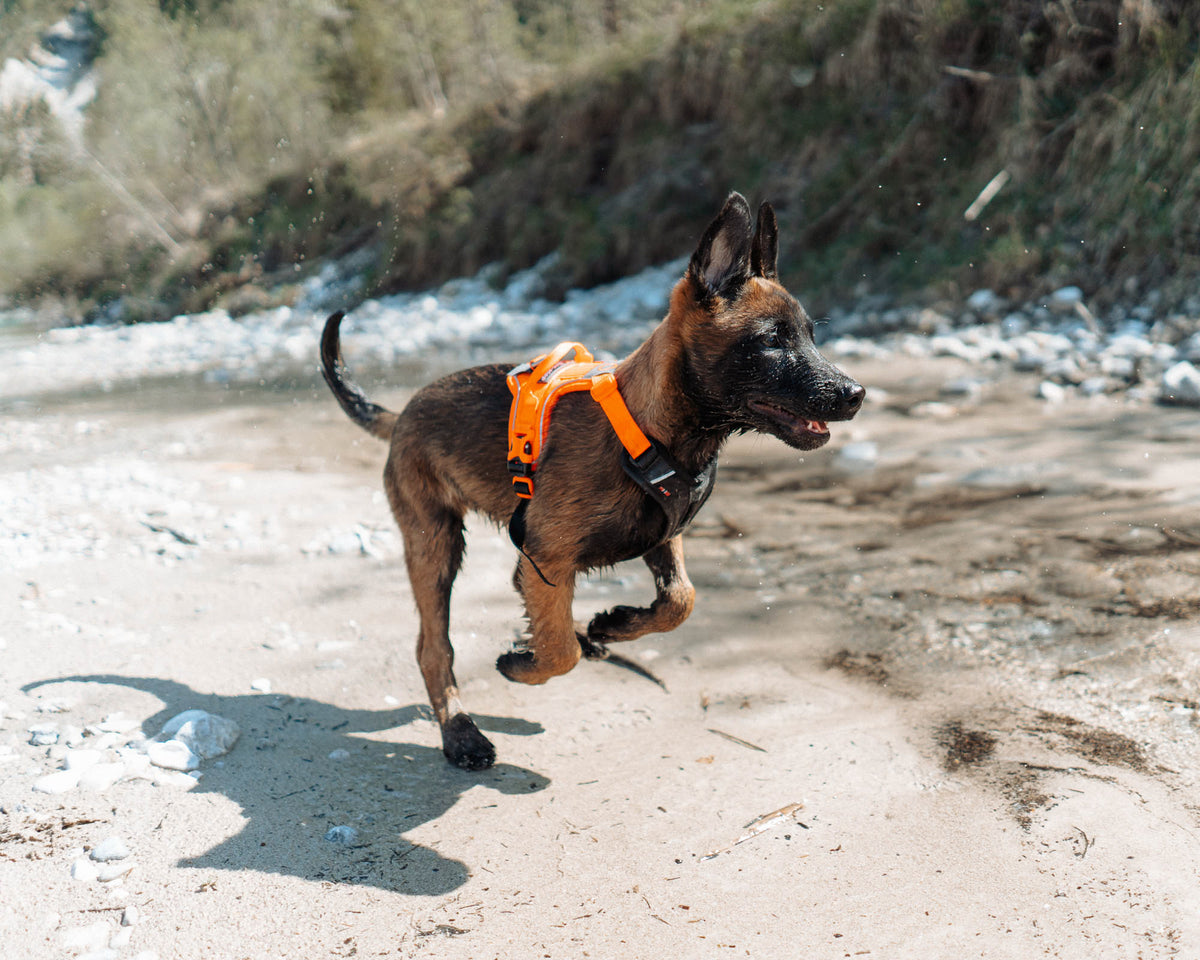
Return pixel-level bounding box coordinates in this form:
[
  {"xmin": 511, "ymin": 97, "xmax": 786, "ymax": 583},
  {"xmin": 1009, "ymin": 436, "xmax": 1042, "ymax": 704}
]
[
  {"xmin": 504, "ymin": 342, "xmax": 718, "ymax": 586},
  {"xmin": 506, "ymin": 342, "xmax": 653, "ymax": 499}
]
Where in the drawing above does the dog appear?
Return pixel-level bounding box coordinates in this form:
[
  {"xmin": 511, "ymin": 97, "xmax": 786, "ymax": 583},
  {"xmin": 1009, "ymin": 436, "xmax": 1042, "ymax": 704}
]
[{"xmin": 320, "ymin": 192, "xmax": 864, "ymax": 770}]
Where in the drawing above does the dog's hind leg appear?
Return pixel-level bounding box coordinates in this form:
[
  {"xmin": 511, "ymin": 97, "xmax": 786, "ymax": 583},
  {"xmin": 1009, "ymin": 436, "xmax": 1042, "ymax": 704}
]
[
  {"xmin": 388, "ymin": 463, "xmax": 495, "ymax": 770},
  {"xmin": 584, "ymin": 535, "xmax": 695, "ymax": 646},
  {"xmin": 497, "ymin": 556, "xmax": 582, "ymax": 685}
]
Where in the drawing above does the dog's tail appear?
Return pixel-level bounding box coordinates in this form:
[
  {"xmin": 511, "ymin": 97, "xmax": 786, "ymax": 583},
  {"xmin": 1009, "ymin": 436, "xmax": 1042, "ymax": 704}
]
[{"xmin": 320, "ymin": 311, "xmax": 399, "ymax": 442}]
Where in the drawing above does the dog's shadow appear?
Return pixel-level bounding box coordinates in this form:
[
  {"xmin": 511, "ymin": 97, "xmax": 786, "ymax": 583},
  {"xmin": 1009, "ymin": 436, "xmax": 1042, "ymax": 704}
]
[{"xmin": 23, "ymin": 675, "xmax": 548, "ymax": 896}]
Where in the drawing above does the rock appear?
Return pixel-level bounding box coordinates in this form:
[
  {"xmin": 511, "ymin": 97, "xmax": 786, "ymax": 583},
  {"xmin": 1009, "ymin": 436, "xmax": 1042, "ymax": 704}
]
[
  {"xmin": 61, "ymin": 922, "xmax": 111, "ymax": 951},
  {"xmin": 250, "ymin": 677, "xmax": 272, "ymax": 693},
  {"xmin": 90, "ymin": 837, "xmax": 130, "ymax": 862},
  {"xmin": 64, "ymin": 748, "xmax": 105, "ymax": 770},
  {"xmin": 121, "ymin": 905, "xmax": 139, "ymax": 926},
  {"xmin": 1048, "ymin": 286, "xmax": 1084, "ymax": 312},
  {"xmin": 328, "ymin": 748, "xmax": 351, "ymax": 761},
  {"xmin": 1037, "ymin": 380, "xmax": 1067, "ymax": 403},
  {"xmin": 966, "ymin": 289, "xmax": 1003, "ymax": 318},
  {"xmin": 940, "ymin": 377, "xmax": 984, "ymax": 399},
  {"xmin": 159, "ymin": 710, "xmax": 239, "ymax": 759},
  {"xmin": 78, "ymin": 761, "xmax": 126, "ymax": 791},
  {"xmin": 97, "ymin": 712, "xmax": 140, "ymax": 734},
  {"xmin": 32, "ymin": 768, "xmax": 81, "ymax": 794},
  {"xmin": 1160, "ymin": 361, "xmax": 1200, "ymax": 406},
  {"xmin": 324, "ymin": 825, "xmax": 359, "ymax": 845},
  {"xmin": 28, "ymin": 723, "xmax": 58, "ymax": 746},
  {"xmin": 146, "ymin": 739, "xmax": 200, "ymax": 771},
  {"xmin": 96, "ymin": 859, "xmax": 135, "ymax": 882},
  {"xmin": 71, "ymin": 857, "xmax": 100, "ymax": 881}
]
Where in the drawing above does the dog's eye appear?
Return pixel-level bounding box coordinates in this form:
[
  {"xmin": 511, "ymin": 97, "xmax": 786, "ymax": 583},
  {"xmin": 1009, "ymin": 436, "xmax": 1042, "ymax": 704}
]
[{"xmin": 764, "ymin": 327, "xmax": 787, "ymax": 350}]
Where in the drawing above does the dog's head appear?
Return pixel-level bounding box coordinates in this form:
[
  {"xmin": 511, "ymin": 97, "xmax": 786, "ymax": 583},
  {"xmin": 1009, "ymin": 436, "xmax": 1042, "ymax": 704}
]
[{"xmin": 669, "ymin": 192, "xmax": 865, "ymax": 451}]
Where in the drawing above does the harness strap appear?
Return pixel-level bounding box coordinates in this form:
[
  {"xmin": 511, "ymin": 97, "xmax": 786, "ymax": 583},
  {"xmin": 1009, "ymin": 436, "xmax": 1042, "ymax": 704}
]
[{"xmin": 506, "ymin": 342, "xmax": 717, "ymax": 570}]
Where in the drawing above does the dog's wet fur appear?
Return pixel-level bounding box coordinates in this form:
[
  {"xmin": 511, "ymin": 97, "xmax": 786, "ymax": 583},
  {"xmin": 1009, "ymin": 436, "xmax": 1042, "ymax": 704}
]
[{"xmin": 321, "ymin": 193, "xmax": 864, "ymax": 769}]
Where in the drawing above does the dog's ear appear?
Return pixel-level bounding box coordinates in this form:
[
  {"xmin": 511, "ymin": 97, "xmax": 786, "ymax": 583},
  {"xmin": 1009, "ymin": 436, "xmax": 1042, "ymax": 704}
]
[
  {"xmin": 750, "ymin": 201, "xmax": 778, "ymax": 280},
  {"xmin": 688, "ymin": 192, "xmax": 753, "ymax": 301}
]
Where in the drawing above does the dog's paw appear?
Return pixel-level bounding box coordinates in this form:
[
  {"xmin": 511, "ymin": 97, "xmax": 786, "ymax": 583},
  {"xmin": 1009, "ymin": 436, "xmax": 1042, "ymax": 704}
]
[
  {"xmin": 441, "ymin": 713, "xmax": 495, "ymax": 771},
  {"xmin": 586, "ymin": 604, "xmax": 639, "ymax": 642},
  {"xmin": 577, "ymin": 632, "xmax": 610, "ymax": 660},
  {"xmin": 496, "ymin": 649, "xmax": 539, "ymax": 683}
]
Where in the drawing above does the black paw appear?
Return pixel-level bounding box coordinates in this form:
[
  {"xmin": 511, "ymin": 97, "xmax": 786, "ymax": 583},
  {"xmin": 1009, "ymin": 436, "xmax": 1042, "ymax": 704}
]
[
  {"xmin": 495, "ymin": 649, "xmax": 536, "ymax": 682},
  {"xmin": 587, "ymin": 605, "xmax": 638, "ymax": 642},
  {"xmin": 441, "ymin": 713, "xmax": 495, "ymax": 770},
  {"xmin": 577, "ymin": 632, "xmax": 610, "ymax": 660}
]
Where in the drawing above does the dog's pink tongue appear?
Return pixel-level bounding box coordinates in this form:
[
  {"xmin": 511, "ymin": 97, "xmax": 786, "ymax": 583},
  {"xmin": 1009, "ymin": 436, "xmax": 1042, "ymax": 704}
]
[{"xmin": 808, "ymin": 420, "xmax": 829, "ymax": 434}]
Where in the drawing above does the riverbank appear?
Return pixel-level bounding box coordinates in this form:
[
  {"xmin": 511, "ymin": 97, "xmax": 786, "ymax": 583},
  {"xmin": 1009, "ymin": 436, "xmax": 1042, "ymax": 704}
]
[{"xmin": 3, "ymin": 342, "xmax": 1199, "ymax": 957}]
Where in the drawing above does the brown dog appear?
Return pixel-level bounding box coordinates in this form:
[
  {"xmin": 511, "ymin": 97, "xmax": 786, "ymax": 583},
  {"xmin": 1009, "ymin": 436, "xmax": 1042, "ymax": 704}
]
[{"xmin": 320, "ymin": 193, "xmax": 864, "ymax": 769}]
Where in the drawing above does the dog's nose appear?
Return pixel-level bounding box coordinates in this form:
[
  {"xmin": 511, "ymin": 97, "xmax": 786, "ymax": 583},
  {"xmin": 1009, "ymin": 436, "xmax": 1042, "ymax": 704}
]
[{"xmin": 838, "ymin": 381, "xmax": 866, "ymax": 417}]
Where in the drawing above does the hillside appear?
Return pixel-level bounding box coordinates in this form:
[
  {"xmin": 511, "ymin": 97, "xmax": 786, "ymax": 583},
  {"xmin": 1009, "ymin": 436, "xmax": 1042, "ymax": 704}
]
[{"xmin": 2, "ymin": 0, "xmax": 1199, "ymax": 323}]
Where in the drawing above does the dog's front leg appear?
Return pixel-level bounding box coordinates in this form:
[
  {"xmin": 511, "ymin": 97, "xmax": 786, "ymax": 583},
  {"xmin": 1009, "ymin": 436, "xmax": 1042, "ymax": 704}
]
[
  {"xmin": 585, "ymin": 535, "xmax": 695, "ymax": 648},
  {"xmin": 497, "ymin": 556, "xmax": 582, "ymax": 684}
]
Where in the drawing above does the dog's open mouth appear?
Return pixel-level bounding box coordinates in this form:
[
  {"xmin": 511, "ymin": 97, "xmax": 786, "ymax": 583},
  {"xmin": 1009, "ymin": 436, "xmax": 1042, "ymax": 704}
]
[{"xmin": 748, "ymin": 399, "xmax": 830, "ymax": 447}]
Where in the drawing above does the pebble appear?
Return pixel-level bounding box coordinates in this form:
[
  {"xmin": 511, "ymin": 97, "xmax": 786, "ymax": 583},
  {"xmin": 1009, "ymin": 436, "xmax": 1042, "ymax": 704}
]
[
  {"xmin": 159, "ymin": 709, "xmax": 240, "ymax": 759},
  {"xmin": 96, "ymin": 860, "xmax": 136, "ymax": 882},
  {"xmin": 250, "ymin": 677, "xmax": 272, "ymax": 693},
  {"xmin": 1160, "ymin": 360, "xmax": 1200, "ymax": 406},
  {"xmin": 328, "ymin": 748, "xmax": 351, "ymax": 761},
  {"xmin": 121, "ymin": 905, "xmax": 140, "ymax": 926},
  {"xmin": 71, "ymin": 857, "xmax": 100, "ymax": 881},
  {"xmin": 64, "ymin": 748, "xmax": 105, "ymax": 770},
  {"xmin": 90, "ymin": 836, "xmax": 131, "ymax": 862},
  {"xmin": 78, "ymin": 761, "xmax": 127, "ymax": 791},
  {"xmin": 324, "ymin": 825, "xmax": 359, "ymax": 845},
  {"xmin": 32, "ymin": 768, "xmax": 81, "ymax": 794},
  {"xmin": 27, "ymin": 723, "xmax": 59, "ymax": 746},
  {"xmin": 1037, "ymin": 380, "xmax": 1067, "ymax": 403},
  {"xmin": 61, "ymin": 922, "xmax": 111, "ymax": 951},
  {"xmin": 146, "ymin": 739, "xmax": 200, "ymax": 771}
]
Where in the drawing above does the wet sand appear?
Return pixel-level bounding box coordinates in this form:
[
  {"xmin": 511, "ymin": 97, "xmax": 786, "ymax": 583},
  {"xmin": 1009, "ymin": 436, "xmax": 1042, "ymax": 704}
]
[{"xmin": 2, "ymin": 355, "xmax": 1199, "ymax": 959}]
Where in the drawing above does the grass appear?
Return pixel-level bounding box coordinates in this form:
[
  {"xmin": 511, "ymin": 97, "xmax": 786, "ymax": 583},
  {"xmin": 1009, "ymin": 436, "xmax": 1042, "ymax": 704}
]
[{"xmin": 2, "ymin": 0, "xmax": 1199, "ymax": 320}]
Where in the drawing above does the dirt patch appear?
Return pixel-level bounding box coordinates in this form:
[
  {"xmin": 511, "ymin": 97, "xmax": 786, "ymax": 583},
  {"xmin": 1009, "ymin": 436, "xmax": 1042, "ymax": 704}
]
[
  {"xmin": 1027, "ymin": 711, "xmax": 1149, "ymax": 773},
  {"xmin": 935, "ymin": 722, "xmax": 998, "ymax": 771},
  {"xmin": 825, "ymin": 649, "xmax": 889, "ymax": 686}
]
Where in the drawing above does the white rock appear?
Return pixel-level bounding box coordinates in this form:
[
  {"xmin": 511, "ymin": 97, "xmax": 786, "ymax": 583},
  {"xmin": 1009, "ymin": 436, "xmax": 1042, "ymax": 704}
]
[
  {"xmin": 1048, "ymin": 286, "xmax": 1084, "ymax": 311},
  {"xmin": 32, "ymin": 768, "xmax": 81, "ymax": 794},
  {"xmin": 159, "ymin": 710, "xmax": 239, "ymax": 759},
  {"xmin": 250, "ymin": 677, "xmax": 272, "ymax": 693},
  {"xmin": 146, "ymin": 739, "xmax": 199, "ymax": 771},
  {"xmin": 121, "ymin": 904, "xmax": 140, "ymax": 926},
  {"xmin": 61, "ymin": 922, "xmax": 111, "ymax": 951},
  {"xmin": 90, "ymin": 836, "xmax": 130, "ymax": 862},
  {"xmin": 1037, "ymin": 380, "xmax": 1067, "ymax": 403},
  {"xmin": 71, "ymin": 857, "xmax": 100, "ymax": 881},
  {"xmin": 98, "ymin": 712, "xmax": 140, "ymax": 734},
  {"xmin": 966, "ymin": 288, "xmax": 1003, "ymax": 316},
  {"xmin": 96, "ymin": 859, "xmax": 135, "ymax": 882},
  {"xmin": 328, "ymin": 748, "xmax": 351, "ymax": 761},
  {"xmin": 28, "ymin": 723, "xmax": 58, "ymax": 746},
  {"xmin": 152, "ymin": 768, "xmax": 201, "ymax": 788},
  {"xmin": 324, "ymin": 825, "xmax": 358, "ymax": 845},
  {"xmin": 1160, "ymin": 361, "xmax": 1200, "ymax": 406},
  {"xmin": 64, "ymin": 749, "xmax": 105, "ymax": 771}
]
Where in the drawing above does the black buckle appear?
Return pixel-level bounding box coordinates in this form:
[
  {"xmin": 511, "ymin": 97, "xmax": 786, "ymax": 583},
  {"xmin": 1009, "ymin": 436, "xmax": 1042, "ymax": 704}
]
[{"xmin": 628, "ymin": 446, "xmax": 677, "ymax": 493}]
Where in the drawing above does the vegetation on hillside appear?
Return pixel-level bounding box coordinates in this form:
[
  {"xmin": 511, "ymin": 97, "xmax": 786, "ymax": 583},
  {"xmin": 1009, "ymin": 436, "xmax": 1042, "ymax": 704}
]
[{"xmin": 1, "ymin": 0, "xmax": 1198, "ymax": 323}]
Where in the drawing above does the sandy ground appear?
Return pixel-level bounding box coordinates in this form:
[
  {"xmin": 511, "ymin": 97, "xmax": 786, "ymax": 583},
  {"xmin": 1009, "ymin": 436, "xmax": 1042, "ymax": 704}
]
[{"xmin": 3, "ymin": 355, "xmax": 1200, "ymax": 960}]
